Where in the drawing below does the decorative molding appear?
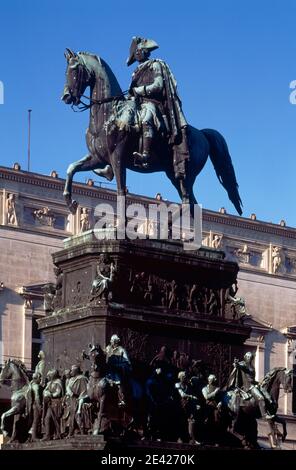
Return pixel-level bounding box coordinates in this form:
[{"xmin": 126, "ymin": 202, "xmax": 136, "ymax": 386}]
[
  {"xmin": 1, "ymin": 166, "xmax": 296, "ymax": 239},
  {"xmin": 281, "ymin": 325, "xmax": 296, "ymax": 340}
]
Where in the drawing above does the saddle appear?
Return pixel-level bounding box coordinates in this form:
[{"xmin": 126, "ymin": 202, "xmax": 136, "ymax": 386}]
[
  {"xmin": 108, "ymin": 98, "xmax": 140, "ymax": 133},
  {"xmin": 234, "ymin": 387, "xmax": 252, "ymax": 403},
  {"xmin": 107, "ymin": 98, "xmax": 189, "ymax": 177}
]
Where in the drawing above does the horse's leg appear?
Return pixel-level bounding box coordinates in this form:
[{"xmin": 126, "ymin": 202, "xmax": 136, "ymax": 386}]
[
  {"xmin": 1, "ymin": 406, "xmax": 19, "ymax": 439},
  {"xmin": 179, "ymin": 179, "xmax": 190, "ymax": 204},
  {"xmin": 109, "ymin": 147, "xmax": 126, "ymax": 196},
  {"xmin": 165, "ymin": 168, "xmax": 195, "ymax": 207},
  {"xmin": 188, "ymin": 186, "xmax": 198, "ymax": 205},
  {"xmin": 109, "ymin": 145, "xmax": 127, "ymax": 230},
  {"xmin": 92, "ymin": 165, "xmax": 114, "ymax": 181},
  {"xmin": 63, "ymin": 154, "xmax": 108, "ymax": 214},
  {"xmin": 165, "ymin": 171, "xmax": 184, "ymax": 201},
  {"xmin": 10, "ymin": 414, "xmax": 21, "ymax": 443},
  {"xmin": 0, "ymin": 410, "xmax": 8, "ymax": 436},
  {"xmin": 273, "ymin": 415, "xmax": 287, "ymax": 442},
  {"xmin": 64, "ymin": 155, "xmax": 91, "ymax": 214}
]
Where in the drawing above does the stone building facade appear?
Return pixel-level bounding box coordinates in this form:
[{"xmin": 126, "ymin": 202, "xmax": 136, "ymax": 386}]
[{"xmin": 0, "ymin": 164, "xmax": 295, "ymax": 446}]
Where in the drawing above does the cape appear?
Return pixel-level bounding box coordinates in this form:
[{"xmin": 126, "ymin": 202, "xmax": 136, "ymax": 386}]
[
  {"xmin": 67, "ymin": 374, "xmax": 88, "ymax": 399},
  {"xmin": 226, "ymin": 361, "xmax": 256, "ymax": 391},
  {"xmin": 132, "ymin": 59, "xmax": 186, "ymax": 145},
  {"xmin": 156, "ymin": 59, "xmax": 186, "ymax": 145}
]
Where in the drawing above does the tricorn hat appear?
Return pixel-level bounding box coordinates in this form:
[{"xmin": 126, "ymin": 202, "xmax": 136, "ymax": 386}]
[{"xmin": 126, "ymin": 36, "xmax": 159, "ymax": 66}]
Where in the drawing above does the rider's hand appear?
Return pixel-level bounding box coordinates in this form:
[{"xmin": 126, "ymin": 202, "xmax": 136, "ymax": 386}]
[
  {"xmin": 128, "ymin": 88, "xmax": 135, "ymax": 99},
  {"xmin": 133, "ymin": 86, "xmax": 145, "ymax": 96}
]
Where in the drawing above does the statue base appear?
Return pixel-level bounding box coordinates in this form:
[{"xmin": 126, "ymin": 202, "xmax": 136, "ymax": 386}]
[
  {"xmin": 38, "ymin": 233, "xmax": 250, "ymax": 382},
  {"xmin": 1, "ymin": 434, "xmax": 242, "ymax": 452},
  {"xmin": 1, "ymin": 435, "xmax": 106, "ymax": 451}
]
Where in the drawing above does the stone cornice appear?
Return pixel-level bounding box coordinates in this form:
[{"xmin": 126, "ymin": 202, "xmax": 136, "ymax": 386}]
[
  {"xmin": 0, "ymin": 166, "xmax": 117, "ymax": 202},
  {"xmin": 202, "ymin": 210, "xmax": 296, "ymax": 240},
  {"xmin": 1, "ymin": 166, "xmax": 296, "ymax": 239}
]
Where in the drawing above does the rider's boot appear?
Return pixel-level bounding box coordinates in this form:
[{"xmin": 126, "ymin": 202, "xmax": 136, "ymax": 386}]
[{"xmin": 133, "ymin": 124, "xmax": 153, "ymax": 168}]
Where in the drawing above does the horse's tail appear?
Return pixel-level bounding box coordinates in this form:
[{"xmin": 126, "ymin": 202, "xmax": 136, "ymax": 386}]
[{"xmin": 201, "ymin": 128, "xmax": 243, "ymax": 215}]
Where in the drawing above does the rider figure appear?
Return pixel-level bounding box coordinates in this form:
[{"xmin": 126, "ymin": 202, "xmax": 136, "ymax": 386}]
[
  {"xmin": 127, "ymin": 36, "xmax": 189, "ymax": 175},
  {"xmin": 35, "ymin": 350, "xmax": 46, "ymax": 387},
  {"xmin": 227, "ymin": 352, "xmax": 274, "ymax": 420},
  {"xmin": 105, "ymin": 334, "xmax": 131, "ymax": 407}
]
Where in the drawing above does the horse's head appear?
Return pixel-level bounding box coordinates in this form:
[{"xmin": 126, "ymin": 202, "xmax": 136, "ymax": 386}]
[
  {"xmin": 282, "ymin": 368, "xmax": 293, "ymax": 393},
  {"xmin": 0, "ymin": 358, "xmax": 29, "ymax": 389},
  {"xmin": 62, "ymin": 48, "xmax": 93, "ymax": 106},
  {"xmin": 0, "ymin": 358, "xmax": 13, "ymax": 383},
  {"xmin": 261, "ymin": 367, "xmax": 293, "ymax": 404},
  {"xmin": 0, "ymin": 358, "xmax": 29, "ymax": 387}
]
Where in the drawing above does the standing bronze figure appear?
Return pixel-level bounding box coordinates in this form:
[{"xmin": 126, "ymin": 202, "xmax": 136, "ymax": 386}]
[{"xmin": 61, "ymin": 38, "xmax": 242, "ymax": 216}]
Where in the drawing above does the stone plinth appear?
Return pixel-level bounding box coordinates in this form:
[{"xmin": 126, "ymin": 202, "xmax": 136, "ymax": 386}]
[
  {"xmin": 2, "ymin": 435, "xmax": 106, "ymax": 450},
  {"xmin": 38, "ymin": 232, "xmax": 250, "ymax": 383}
]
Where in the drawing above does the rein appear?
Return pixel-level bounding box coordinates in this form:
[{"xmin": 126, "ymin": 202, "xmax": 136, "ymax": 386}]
[{"xmin": 71, "ymin": 90, "xmax": 129, "ymax": 113}]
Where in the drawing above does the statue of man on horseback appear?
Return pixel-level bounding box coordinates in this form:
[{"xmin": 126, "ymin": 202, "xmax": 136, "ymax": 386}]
[
  {"xmin": 227, "ymin": 352, "xmax": 275, "ymax": 420},
  {"xmin": 61, "ymin": 42, "xmax": 243, "ymax": 216},
  {"xmin": 126, "ymin": 36, "xmax": 189, "ymax": 177}
]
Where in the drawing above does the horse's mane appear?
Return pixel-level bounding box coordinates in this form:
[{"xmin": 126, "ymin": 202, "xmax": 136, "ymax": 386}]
[
  {"xmin": 77, "ymin": 51, "xmax": 122, "ymax": 97},
  {"xmin": 78, "ymin": 51, "xmax": 99, "ymax": 61},
  {"xmin": 260, "ymin": 367, "xmax": 286, "ymax": 387},
  {"xmin": 9, "ymin": 359, "xmax": 29, "ymax": 381}
]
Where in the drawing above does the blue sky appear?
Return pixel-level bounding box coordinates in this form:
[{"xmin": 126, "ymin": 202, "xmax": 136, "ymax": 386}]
[{"xmin": 0, "ymin": 0, "xmax": 295, "ymax": 225}]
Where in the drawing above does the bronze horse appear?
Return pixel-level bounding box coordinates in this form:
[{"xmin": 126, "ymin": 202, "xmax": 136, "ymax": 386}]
[
  {"xmin": 223, "ymin": 367, "xmax": 293, "ymax": 448},
  {"xmin": 0, "ymin": 359, "xmax": 30, "ymax": 442},
  {"xmin": 62, "ymin": 49, "xmax": 242, "ymax": 216},
  {"xmin": 82, "ymin": 344, "xmax": 145, "ymax": 437}
]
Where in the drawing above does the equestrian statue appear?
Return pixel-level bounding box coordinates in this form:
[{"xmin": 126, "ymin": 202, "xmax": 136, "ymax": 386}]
[{"xmin": 61, "ymin": 37, "xmax": 243, "ymax": 216}]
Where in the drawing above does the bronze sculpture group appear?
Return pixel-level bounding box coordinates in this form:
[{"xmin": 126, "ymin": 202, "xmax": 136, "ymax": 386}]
[
  {"xmin": 0, "ymin": 343, "xmax": 292, "ymax": 449},
  {"xmin": 1, "ymin": 38, "xmax": 292, "ymax": 452},
  {"xmin": 61, "ymin": 37, "xmax": 242, "ymax": 217}
]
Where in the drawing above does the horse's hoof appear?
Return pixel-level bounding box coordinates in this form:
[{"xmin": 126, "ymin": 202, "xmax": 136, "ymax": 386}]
[
  {"xmin": 63, "ymin": 193, "xmax": 78, "ymax": 214},
  {"xmin": 103, "ymin": 165, "xmax": 114, "ymax": 181}
]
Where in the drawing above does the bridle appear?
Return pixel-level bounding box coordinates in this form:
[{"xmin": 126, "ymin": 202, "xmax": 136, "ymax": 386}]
[
  {"xmin": 68, "ymin": 54, "xmax": 129, "ymax": 112},
  {"xmin": 71, "ymin": 91, "xmax": 129, "ymax": 112}
]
